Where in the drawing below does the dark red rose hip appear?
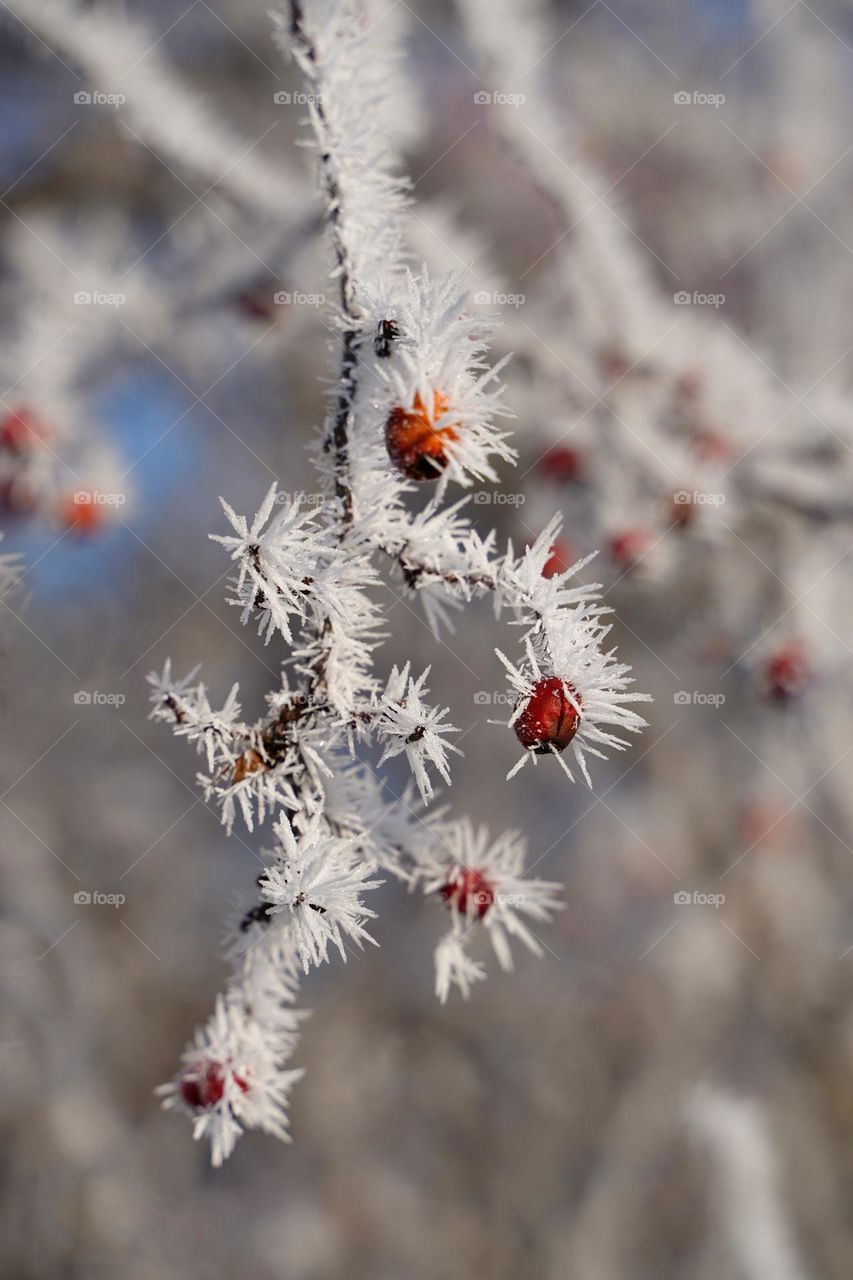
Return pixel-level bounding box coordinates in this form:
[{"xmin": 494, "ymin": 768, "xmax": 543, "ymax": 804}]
[{"xmin": 514, "ymin": 677, "xmax": 582, "ymax": 755}]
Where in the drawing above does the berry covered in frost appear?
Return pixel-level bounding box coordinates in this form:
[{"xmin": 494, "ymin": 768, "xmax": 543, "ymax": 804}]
[
  {"xmin": 385, "ymin": 390, "xmax": 458, "ymax": 481},
  {"xmin": 179, "ymin": 1063, "xmax": 248, "ymax": 1110},
  {"xmin": 514, "ymin": 676, "xmax": 582, "ymax": 754},
  {"xmin": 440, "ymin": 867, "xmax": 495, "ymax": 919},
  {"xmin": 542, "ymin": 538, "xmax": 574, "ymax": 579}
]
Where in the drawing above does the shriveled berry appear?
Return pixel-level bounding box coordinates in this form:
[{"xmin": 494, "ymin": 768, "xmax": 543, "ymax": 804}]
[
  {"xmin": 231, "ymin": 748, "xmax": 265, "ymax": 784},
  {"xmin": 514, "ymin": 676, "xmax": 582, "ymax": 755},
  {"xmin": 385, "ymin": 391, "xmax": 457, "ymax": 481},
  {"xmin": 440, "ymin": 868, "xmax": 495, "ymax": 919}
]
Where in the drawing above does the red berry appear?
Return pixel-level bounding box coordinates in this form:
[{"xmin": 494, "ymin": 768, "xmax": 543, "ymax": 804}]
[
  {"xmin": 180, "ymin": 1063, "xmax": 248, "ymax": 1110},
  {"xmin": 514, "ymin": 676, "xmax": 582, "ymax": 755},
  {"xmin": 385, "ymin": 391, "xmax": 458, "ymax": 481},
  {"xmin": 542, "ymin": 537, "xmax": 574, "ymax": 579},
  {"xmin": 440, "ymin": 868, "xmax": 495, "ymax": 919},
  {"xmin": 0, "ymin": 407, "xmax": 44, "ymax": 454},
  {"xmin": 60, "ymin": 493, "xmax": 102, "ymax": 536},
  {"xmin": 609, "ymin": 529, "xmax": 651, "ymax": 570},
  {"xmin": 539, "ymin": 445, "xmax": 581, "ymax": 483},
  {"xmin": 764, "ymin": 645, "xmax": 809, "ymax": 702}
]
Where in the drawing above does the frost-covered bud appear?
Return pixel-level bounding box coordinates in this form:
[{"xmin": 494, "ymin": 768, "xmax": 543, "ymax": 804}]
[
  {"xmin": 514, "ymin": 677, "xmax": 582, "ymax": 754},
  {"xmin": 440, "ymin": 868, "xmax": 495, "ymax": 919},
  {"xmin": 385, "ymin": 391, "xmax": 458, "ymax": 481}
]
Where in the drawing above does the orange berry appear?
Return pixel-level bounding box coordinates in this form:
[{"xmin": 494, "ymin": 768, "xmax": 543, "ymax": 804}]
[
  {"xmin": 385, "ymin": 391, "xmax": 458, "ymax": 481},
  {"xmin": 61, "ymin": 494, "xmax": 102, "ymax": 536}
]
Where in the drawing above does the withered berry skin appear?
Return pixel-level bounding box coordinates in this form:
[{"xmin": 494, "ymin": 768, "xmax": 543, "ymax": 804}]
[
  {"xmin": 440, "ymin": 868, "xmax": 495, "ymax": 919},
  {"xmin": 385, "ymin": 391, "xmax": 457, "ymax": 481},
  {"xmin": 514, "ymin": 676, "xmax": 581, "ymax": 755},
  {"xmin": 180, "ymin": 1064, "xmax": 248, "ymax": 1110}
]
